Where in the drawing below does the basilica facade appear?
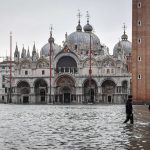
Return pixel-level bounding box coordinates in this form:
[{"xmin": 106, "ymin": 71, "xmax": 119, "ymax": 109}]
[{"xmin": 8, "ymin": 17, "xmax": 131, "ymax": 104}]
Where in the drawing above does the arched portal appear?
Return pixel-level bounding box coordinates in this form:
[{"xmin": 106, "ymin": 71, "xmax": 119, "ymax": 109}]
[
  {"xmin": 17, "ymin": 81, "xmax": 30, "ymax": 103},
  {"xmin": 101, "ymin": 80, "xmax": 116, "ymax": 103},
  {"xmin": 56, "ymin": 56, "xmax": 77, "ymax": 74},
  {"xmin": 55, "ymin": 75, "xmax": 75, "ymax": 104},
  {"xmin": 61, "ymin": 86, "xmax": 71, "ymax": 103},
  {"xmin": 83, "ymin": 79, "xmax": 98, "ymax": 103},
  {"xmin": 34, "ymin": 79, "xmax": 48, "ymax": 103}
]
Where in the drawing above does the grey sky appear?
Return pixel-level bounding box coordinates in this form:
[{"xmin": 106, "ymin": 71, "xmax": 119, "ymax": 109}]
[{"xmin": 0, "ymin": 0, "xmax": 132, "ymax": 58}]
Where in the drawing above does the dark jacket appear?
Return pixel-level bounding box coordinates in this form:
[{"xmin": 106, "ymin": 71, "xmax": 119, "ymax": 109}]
[{"xmin": 125, "ymin": 99, "xmax": 133, "ymax": 114}]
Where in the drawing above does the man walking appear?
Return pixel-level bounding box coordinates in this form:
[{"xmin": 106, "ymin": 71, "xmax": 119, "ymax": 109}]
[{"xmin": 123, "ymin": 95, "xmax": 133, "ymax": 124}]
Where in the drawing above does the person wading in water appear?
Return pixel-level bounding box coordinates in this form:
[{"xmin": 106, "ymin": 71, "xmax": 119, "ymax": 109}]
[{"xmin": 123, "ymin": 95, "xmax": 133, "ymax": 124}]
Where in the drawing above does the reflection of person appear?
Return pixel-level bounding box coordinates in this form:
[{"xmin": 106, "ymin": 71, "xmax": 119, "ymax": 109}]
[{"xmin": 124, "ymin": 95, "xmax": 133, "ymax": 124}]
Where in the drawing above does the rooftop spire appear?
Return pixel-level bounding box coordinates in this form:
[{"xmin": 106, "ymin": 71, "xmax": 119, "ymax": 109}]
[
  {"xmin": 86, "ymin": 11, "xmax": 90, "ymax": 24},
  {"xmin": 33, "ymin": 42, "xmax": 36, "ymax": 52},
  {"xmin": 121, "ymin": 23, "xmax": 128, "ymax": 41},
  {"xmin": 77, "ymin": 9, "xmax": 81, "ymax": 23},
  {"xmin": 27, "ymin": 46, "xmax": 30, "ymax": 57},
  {"xmin": 15, "ymin": 42, "xmax": 18, "ymax": 52},
  {"xmin": 21, "ymin": 44, "xmax": 26, "ymax": 58},
  {"xmin": 76, "ymin": 9, "xmax": 82, "ymax": 32},
  {"xmin": 65, "ymin": 32, "xmax": 68, "ymax": 40},
  {"xmin": 123, "ymin": 23, "xmax": 127, "ymax": 34},
  {"xmin": 50, "ymin": 25, "xmax": 53, "ymax": 37},
  {"xmin": 22, "ymin": 44, "xmax": 25, "ymax": 51},
  {"xmin": 83, "ymin": 11, "xmax": 93, "ymax": 32},
  {"xmin": 48, "ymin": 25, "xmax": 54, "ymax": 43}
]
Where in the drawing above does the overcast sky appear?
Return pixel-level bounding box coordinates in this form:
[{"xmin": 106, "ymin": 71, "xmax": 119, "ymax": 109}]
[{"xmin": 0, "ymin": 0, "xmax": 132, "ymax": 58}]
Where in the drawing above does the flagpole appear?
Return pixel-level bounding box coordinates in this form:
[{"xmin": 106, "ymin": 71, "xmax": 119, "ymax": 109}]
[
  {"xmin": 9, "ymin": 32, "xmax": 12, "ymax": 103},
  {"xmin": 48, "ymin": 26, "xmax": 53, "ymax": 104},
  {"xmin": 89, "ymin": 33, "xmax": 92, "ymax": 103}
]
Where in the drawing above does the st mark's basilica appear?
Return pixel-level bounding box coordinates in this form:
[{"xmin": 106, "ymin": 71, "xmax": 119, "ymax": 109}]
[{"xmin": 1, "ymin": 14, "xmax": 132, "ymax": 104}]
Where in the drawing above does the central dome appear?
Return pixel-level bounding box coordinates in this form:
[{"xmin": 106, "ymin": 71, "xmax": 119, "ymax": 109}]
[{"xmin": 66, "ymin": 31, "xmax": 101, "ymax": 51}]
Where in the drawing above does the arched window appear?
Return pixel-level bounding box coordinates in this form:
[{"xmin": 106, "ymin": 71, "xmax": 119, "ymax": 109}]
[{"xmin": 57, "ymin": 56, "xmax": 77, "ymax": 73}]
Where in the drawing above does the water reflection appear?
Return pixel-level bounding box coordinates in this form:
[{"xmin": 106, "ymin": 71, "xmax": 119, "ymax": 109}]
[{"xmin": 0, "ymin": 104, "xmax": 149, "ymax": 150}]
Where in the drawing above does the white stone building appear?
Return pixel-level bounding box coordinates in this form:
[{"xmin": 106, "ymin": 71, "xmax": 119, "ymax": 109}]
[
  {"xmin": 0, "ymin": 58, "xmax": 15, "ymax": 103},
  {"xmin": 1, "ymin": 18, "xmax": 132, "ymax": 104}
]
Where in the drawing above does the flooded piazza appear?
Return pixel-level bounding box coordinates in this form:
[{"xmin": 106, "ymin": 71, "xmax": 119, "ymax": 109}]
[{"xmin": 0, "ymin": 104, "xmax": 150, "ymax": 150}]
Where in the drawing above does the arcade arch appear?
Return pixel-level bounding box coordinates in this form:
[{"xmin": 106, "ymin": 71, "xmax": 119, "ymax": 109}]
[
  {"xmin": 83, "ymin": 79, "xmax": 98, "ymax": 103},
  {"xmin": 34, "ymin": 78, "xmax": 48, "ymax": 103},
  {"xmin": 101, "ymin": 80, "xmax": 116, "ymax": 103},
  {"xmin": 55, "ymin": 75, "xmax": 76, "ymax": 103},
  {"xmin": 17, "ymin": 80, "xmax": 30, "ymax": 103}
]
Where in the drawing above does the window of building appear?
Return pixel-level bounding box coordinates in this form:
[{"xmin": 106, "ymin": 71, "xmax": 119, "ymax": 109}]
[
  {"xmin": 25, "ymin": 70, "xmax": 28, "ymax": 75},
  {"xmin": 138, "ymin": 56, "xmax": 141, "ymax": 61},
  {"xmin": 126, "ymin": 65, "xmax": 128, "ymax": 71},
  {"xmin": 2, "ymin": 84, "xmax": 5, "ymax": 88},
  {"xmin": 137, "ymin": 2, "xmax": 141, "ymax": 8},
  {"xmin": 2, "ymin": 66, "xmax": 5, "ymax": 69},
  {"xmin": 5, "ymin": 88, "xmax": 7, "ymax": 93},
  {"xmin": 2, "ymin": 96, "xmax": 4, "ymax": 100},
  {"xmin": 111, "ymin": 69, "xmax": 114, "ymax": 74},
  {"xmin": 107, "ymin": 69, "xmax": 110, "ymax": 74},
  {"xmin": 117, "ymin": 87, "xmax": 121, "ymax": 93},
  {"xmin": 42, "ymin": 70, "xmax": 45, "ymax": 75},
  {"xmin": 75, "ymin": 44, "xmax": 77, "ymax": 50},
  {"xmin": 138, "ymin": 74, "xmax": 142, "ymax": 79},
  {"xmin": 2, "ymin": 75, "xmax": 5, "ymax": 82},
  {"xmin": 138, "ymin": 38, "xmax": 141, "ymax": 44},
  {"xmin": 137, "ymin": 20, "xmax": 142, "ymax": 26}
]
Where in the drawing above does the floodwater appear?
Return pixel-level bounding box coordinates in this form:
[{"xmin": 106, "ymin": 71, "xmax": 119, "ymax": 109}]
[{"xmin": 0, "ymin": 104, "xmax": 149, "ymax": 150}]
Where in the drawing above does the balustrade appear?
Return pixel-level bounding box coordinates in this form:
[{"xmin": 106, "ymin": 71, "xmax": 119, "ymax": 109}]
[{"xmin": 55, "ymin": 67, "xmax": 78, "ymax": 74}]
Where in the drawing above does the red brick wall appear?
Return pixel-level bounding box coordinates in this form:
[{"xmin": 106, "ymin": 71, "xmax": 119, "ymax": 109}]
[{"xmin": 132, "ymin": 0, "xmax": 150, "ymax": 103}]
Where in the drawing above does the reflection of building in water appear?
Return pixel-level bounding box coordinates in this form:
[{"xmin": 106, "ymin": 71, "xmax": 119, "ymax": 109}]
[{"xmin": 0, "ymin": 13, "xmax": 132, "ymax": 104}]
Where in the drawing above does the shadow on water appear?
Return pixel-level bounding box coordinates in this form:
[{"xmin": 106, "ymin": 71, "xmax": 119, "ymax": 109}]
[{"xmin": 0, "ymin": 104, "xmax": 150, "ymax": 150}]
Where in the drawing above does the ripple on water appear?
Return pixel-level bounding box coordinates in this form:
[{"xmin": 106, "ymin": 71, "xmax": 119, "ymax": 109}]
[{"xmin": 0, "ymin": 104, "xmax": 149, "ymax": 150}]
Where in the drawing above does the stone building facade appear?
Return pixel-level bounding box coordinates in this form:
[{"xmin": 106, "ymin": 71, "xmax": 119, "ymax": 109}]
[
  {"xmin": 1, "ymin": 17, "xmax": 132, "ymax": 104},
  {"xmin": 0, "ymin": 59, "xmax": 15, "ymax": 103}
]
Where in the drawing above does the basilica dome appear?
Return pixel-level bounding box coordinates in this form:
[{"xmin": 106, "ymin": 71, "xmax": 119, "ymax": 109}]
[
  {"xmin": 66, "ymin": 31, "xmax": 101, "ymax": 52},
  {"xmin": 113, "ymin": 32, "xmax": 131, "ymax": 56},
  {"xmin": 40, "ymin": 42, "xmax": 61, "ymax": 57},
  {"xmin": 64, "ymin": 17, "xmax": 101, "ymax": 53}
]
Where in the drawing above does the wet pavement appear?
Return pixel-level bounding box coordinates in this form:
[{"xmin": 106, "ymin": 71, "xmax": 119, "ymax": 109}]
[
  {"xmin": 130, "ymin": 105, "xmax": 150, "ymax": 150},
  {"xmin": 0, "ymin": 104, "xmax": 149, "ymax": 150}
]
